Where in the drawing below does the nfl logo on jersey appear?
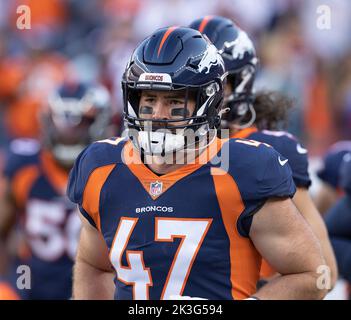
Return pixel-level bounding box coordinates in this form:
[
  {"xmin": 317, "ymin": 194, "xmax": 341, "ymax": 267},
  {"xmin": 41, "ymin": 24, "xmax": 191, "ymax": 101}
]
[{"xmin": 150, "ymin": 181, "xmax": 163, "ymax": 197}]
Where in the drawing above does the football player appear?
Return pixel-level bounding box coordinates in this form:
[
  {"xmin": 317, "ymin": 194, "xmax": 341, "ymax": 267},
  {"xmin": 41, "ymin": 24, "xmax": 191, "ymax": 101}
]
[
  {"xmin": 0, "ymin": 81, "xmax": 112, "ymax": 299},
  {"xmin": 68, "ymin": 26, "xmax": 327, "ymax": 300},
  {"xmin": 190, "ymin": 16, "xmax": 337, "ymax": 285},
  {"xmin": 315, "ymin": 141, "xmax": 351, "ymax": 215}
]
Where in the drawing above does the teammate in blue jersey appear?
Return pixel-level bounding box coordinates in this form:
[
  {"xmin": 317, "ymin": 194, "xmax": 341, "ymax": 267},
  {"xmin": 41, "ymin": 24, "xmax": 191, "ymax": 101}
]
[
  {"xmin": 315, "ymin": 141, "xmax": 351, "ymax": 214},
  {"xmin": 190, "ymin": 16, "xmax": 337, "ymax": 283},
  {"xmin": 68, "ymin": 26, "xmax": 327, "ymax": 300},
  {"xmin": 0, "ymin": 82, "xmax": 112, "ymax": 299},
  {"xmin": 325, "ymin": 153, "xmax": 351, "ymax": 297}
]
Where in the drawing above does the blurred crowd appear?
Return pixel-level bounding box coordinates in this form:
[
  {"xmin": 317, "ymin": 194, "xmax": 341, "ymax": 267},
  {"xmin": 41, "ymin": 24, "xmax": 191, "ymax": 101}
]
[{"xmin": 1, "ymin": 0, "xmax": 351, "ymax": 155}]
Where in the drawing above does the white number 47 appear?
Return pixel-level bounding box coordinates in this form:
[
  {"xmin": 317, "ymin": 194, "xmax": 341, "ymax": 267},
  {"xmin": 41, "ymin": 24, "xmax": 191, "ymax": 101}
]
[{"xmin": 109, "ymin": 217, "xmax": 212, "ymax": 300}]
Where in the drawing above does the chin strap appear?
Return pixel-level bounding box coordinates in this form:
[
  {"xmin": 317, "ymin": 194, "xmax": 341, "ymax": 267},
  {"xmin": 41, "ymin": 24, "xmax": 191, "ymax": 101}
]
[
  {"xmin": 219, "ymin": 107, "xmax": 230, "ymax": 118},
  {"xmin": 236, "ymin": 103, "xmax": 256, "ymax": 129},
  {"xmin": 225, "ymin": 102, "xmax": 256, "ymax": 130}
]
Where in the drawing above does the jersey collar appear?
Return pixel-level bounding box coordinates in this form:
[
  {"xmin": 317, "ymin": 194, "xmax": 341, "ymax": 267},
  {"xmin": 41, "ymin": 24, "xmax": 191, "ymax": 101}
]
[
  {"xmin": 230, "ymin": 126, "xmax": 258, "ymax": 139},
  {"xmin": 123, "ymin": 138, "xmax": 226, "ymax": 200}
]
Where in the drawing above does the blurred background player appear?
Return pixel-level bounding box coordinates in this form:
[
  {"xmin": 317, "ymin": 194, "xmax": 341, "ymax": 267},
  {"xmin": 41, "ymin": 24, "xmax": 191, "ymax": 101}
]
[
  {"xmin": 325, "ymin": 153, "xmax": 351, "ymax": 299},
  {"xmin": 315, "ymin": 141, "xmax": 351, "ymax": 215},
  {"xmin": 190, "ymin": 15, "xmax": 337, "ymax": 286},
  {"xmin": 0, "ymin": 81, "xmax": 113, "ymax": 299}
]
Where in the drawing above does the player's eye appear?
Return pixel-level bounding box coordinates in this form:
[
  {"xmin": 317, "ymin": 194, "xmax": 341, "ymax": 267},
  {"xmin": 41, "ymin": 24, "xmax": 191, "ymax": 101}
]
[
  {"xmin": 144, "ymin": 97, "xmax": 156, "ymax": 103},
  {"xmin": 139, "ymin": 106, "xmax": 153, "ymax": 115},
  {"xmin": 169, "ymin": 99, "xmax": 184, "ymax": 106},
  {"xmin": 171, "ymin": 108, "xmax": 190, "ymax": 117}
]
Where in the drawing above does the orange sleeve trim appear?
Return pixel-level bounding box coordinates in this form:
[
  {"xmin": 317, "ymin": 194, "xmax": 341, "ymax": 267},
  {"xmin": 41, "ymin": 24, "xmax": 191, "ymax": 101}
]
[
  {"xmin": 211, "ymin": 167, "xmax": 261, "ymax": 299},
  {"xmin": 82, "ymin": 164, "xmax": 116, "ymax": 231},
  {"xmin": 230, "ymin": 126, "xmax": 258, "ymax": 139},
  {"xmin": 11, "ymin": 165, "xmax": 40, "ymax": 207},
  {"xmin": 157, "ymin": 26, "xmax": 178, "ymax": 57},
  {"xmin": 198, "ymin": 15, "xmax": 213, "ymax": 33}
]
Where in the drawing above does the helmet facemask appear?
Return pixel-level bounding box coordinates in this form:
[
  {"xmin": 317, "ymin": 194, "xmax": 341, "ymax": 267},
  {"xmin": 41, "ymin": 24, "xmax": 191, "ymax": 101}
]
[
  {"xmin": 221, "ymin": 62, "xmax": 257, "ymax": 129},
  {"xmin": 190, "ymin": 18, "xmax": 259, "ymax": 130},
  {"xmin": 123, "ymin": 79, "xmax": 223, "ymax": 157}
]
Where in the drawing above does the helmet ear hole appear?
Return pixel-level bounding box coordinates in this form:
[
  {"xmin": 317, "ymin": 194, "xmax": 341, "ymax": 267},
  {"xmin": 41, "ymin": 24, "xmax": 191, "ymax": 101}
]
[{"xmin": 237, "ymin": 103, "xmax": 248, "ymax": 116}]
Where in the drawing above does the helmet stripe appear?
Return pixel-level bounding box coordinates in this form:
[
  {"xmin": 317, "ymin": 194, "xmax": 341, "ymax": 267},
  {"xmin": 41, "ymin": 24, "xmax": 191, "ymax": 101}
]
[
  {"xmin": 157, "ymin": 26, "xmax": 178, "ymax": 57},
  {"xmin": 198, "ymin": 15, "xmax": 213, "ymax": 33}
]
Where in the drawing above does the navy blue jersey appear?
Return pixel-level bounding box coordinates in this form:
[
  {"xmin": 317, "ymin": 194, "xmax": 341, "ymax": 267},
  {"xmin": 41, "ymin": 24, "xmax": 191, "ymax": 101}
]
[
  {"xmin": 325, "ymin": 195, "xmax": 351, "ymax": 282},
  {"xmin": 68, "ymin": 137, "xmax": 295, "ymax": 300},
  {"xmin": 232, "ymin": 127, "xmax": 311, "ymax": 189},
  {"xmin": 3, "ymin": 139, "xmax": 81, "ymax": 299},
  {"xmin": 338, "ymin": 153, "xmax": 351, "ymax": 196},
  {"xmin": 317, "ymin": 141, "xmax": 351, "ymax": 189}
]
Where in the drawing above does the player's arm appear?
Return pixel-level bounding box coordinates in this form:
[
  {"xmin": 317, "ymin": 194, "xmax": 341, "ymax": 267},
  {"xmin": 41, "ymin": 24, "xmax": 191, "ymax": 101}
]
[
  {"xmin": 293, "ymin": 187, "xmax": 338, "ymax": 289},
  {"xmin": 0, "ymin": 179, "xmax": 17, "ymax": 275},
  {"xmin": 73, "ymin": 214, "xmax": 115, "ymax": 300},
  {"xmin": 250, "ymin": 197, "xmax": 328, "ymax": 300}
]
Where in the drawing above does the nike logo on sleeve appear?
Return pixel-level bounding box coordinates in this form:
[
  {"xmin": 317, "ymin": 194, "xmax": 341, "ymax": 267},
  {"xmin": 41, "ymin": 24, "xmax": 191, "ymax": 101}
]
[
  {"xmin": 296, "ymin": 144, "xmax": 308, "ymax": 154},
  {"xmin": 278, "ymin": 157, "xmax": 289, "ymax": 166}
]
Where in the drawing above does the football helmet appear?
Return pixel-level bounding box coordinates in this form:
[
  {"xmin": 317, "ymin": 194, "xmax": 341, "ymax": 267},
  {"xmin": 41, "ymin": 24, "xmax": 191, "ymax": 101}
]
[
  {"xmin": 122, "ymin": 26, "xmax": 226, "ymax": 155},
  {"xmin": 190, "ymin": 16, "xmax": 258, "ymax": 126},
  {"xmin": 41, "ymin": 82, "xmax": 111, "ymax": 167}
]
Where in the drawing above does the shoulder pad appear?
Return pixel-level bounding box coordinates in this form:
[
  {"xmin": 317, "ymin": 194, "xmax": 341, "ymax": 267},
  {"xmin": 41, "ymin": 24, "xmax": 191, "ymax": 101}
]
[
  {"xmin": 67, "ymin": 137, "xmax": 127, "ymax": 206},
  {"xmin": 3, "ymin": 139, "xmax": 41, "ymax": 180},
  {"xmin": 250, "ymin": 130, "xmax": 311, "ymax": 188}
]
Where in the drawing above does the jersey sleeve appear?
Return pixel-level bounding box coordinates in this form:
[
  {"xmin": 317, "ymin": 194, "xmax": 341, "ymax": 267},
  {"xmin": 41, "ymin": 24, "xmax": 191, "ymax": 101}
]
[
  {"xmin": 67, "ymin": 138, "xmax": 125, "ymax": 229},
  {"xmin": 228, "ymin": 139, "xmax": 296, "ymax": 237},
  {"xmin": 67, "ymin": 145, "xmax": 97, "ymax": 228},
  {"xmin": 2, "ymin": 139, "xmax": 40, "ymax": 180},
  {"xmin": 281, "ymin": 139, "xmax": 311, "ymax": 189},
  {"xmin": 251, "ymin": 131, "xmax": 311, "ymax": 189}
]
